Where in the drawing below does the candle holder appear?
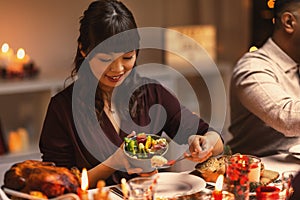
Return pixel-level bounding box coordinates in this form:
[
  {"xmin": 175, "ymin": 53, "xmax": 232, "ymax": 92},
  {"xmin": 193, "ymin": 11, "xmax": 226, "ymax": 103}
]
[
  {"xmin": 248, "ymin": 155, "xmax": 261, "ymax": 183},
  {"xmin": 212, "ymin": 191, "xmax": 235, "ymax": 200},
  {"xmin": 256, "ymin": 186, "xmax": 283, "ymax": 200},
  {"xmin": 224, "ymin": 154, "xmax": 250, "ymax": 200},
  {"xmin": 77, "ymin": 188, "xmax": 89, "ymax": 200},
  {"xmin": 0, "ymin": 44, "xmax": 39, "ymax": 79}
]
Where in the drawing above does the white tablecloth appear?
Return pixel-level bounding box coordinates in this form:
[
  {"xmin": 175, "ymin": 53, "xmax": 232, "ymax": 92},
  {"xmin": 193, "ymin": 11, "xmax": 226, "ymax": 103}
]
[
  {"xmin": 1, "ymin": 153, "xmax": 300, "ymax": 200},
  {"xmin": 261, "ymin": 153, "xmax": 300, "ymax": 176}
]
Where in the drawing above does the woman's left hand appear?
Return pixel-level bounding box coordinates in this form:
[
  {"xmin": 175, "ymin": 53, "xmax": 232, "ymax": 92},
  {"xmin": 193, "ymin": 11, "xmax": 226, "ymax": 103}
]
[{"xmin": 184, "ymin": 135, "xmax": 214, "ymax": 163}]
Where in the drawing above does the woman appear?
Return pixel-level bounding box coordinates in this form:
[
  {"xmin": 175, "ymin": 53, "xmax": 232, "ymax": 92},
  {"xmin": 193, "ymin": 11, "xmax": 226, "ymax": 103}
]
[{"xmin": 39, "ymin": 0, "xmax": 224, "ymax": 188}]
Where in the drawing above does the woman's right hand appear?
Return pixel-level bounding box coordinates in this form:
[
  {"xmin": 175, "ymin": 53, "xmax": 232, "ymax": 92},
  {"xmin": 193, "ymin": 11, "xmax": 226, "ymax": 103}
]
[{"xmin": 103, "ymin": 131, "xmax": 142, "ymax": 174}]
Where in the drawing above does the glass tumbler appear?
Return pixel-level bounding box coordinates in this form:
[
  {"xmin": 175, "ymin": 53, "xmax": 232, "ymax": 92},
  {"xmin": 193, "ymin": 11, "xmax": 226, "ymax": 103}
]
[
  {"xmin": 281, "ymin": 170, "xmax": 298, "ymax": 199},
  {"xmin": 248, "ymin": 155, "xmax": 261, "ymax": 183},
  {"xmin": 127, "ymin": 177, "xmax": 155, "ymax": 200},
  {"xmin": 224, "ymin": 154, "xmax": 250, "ymax": 200}
]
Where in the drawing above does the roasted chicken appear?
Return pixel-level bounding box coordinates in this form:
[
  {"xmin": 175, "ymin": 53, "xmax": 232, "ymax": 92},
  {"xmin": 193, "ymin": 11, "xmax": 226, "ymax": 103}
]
[{"xmin": 4, "ymin": 160, "xmax": 80, "ymax": 198}]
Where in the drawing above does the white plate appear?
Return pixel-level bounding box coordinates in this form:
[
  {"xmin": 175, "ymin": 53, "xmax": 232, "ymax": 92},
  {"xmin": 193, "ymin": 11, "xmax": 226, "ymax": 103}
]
[
  {"xmin": 155, "ymin": 172, "xmax": 206, "ymax": 198},
  {"xmin": 289, "ymin": 144, "xmax": 300, "ymax": 159}
]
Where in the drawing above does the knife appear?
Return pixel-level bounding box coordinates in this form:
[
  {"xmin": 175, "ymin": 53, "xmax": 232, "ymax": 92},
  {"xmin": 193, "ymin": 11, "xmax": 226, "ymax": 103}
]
[
  {"xmin": 277, "ymin": 150, "xmax": 300, "ymax": 156},
  {"xmin": 109, "ymin": 186, "xmax": 124, "ymax": 199}
]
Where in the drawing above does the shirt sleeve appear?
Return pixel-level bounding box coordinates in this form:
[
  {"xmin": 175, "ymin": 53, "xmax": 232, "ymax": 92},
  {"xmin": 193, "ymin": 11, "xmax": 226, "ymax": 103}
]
[
  {"xmin": 39, "ymin": 97, "xmax": 76, "ymax": 168},
  {"xmin": 232, "ymin": 57, "xmax": 300, "ymax": 137}
]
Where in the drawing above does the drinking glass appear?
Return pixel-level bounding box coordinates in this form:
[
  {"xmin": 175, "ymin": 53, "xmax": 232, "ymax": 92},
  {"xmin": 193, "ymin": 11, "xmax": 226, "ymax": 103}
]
[
  {"xmin": 224, "ymin": 154, "xmax": 250, "ymax": 200},
  {"xmin": 281, "ymin": 170, "xmax": 298, "ymax": 199},
  {"xmin": 127, "ymin": 177, "xmax": 155, "ymax": 200},
  {"xmin": 248, "ymin": 155, "xmax": 261, "ymax": 183}
]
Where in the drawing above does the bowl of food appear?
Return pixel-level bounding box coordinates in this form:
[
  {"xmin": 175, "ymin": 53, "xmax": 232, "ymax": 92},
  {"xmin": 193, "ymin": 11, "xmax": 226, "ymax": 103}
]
[{"xmin": 123, "ymin": 133, "xmax": 169, "ymax": 172}]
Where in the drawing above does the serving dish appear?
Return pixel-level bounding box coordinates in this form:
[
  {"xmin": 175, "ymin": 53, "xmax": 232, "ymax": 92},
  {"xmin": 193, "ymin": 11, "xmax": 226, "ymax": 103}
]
[
  {"xmin": 123, "ymin": 133, "xmax": 169, "ymax": 172},
  {"xmin": 2, "ymin": 186, "xmax": 80, "ymax": 200},
  {"xmin": 1, "ymin": 187, "xmax": 118, "ymax": 200}
]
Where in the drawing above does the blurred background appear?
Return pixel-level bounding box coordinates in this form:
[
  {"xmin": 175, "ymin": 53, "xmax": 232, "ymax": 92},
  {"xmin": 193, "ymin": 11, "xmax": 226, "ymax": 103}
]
[{"xmin": 0, "ymin": 0, "xmax": 275, "ymax": 180}]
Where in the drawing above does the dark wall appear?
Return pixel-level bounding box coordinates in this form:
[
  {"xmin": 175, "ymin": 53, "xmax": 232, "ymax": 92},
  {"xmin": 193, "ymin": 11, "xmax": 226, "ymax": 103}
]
[{"xmin": 251, "ymin": 0, "xmax": 274, "ymax": 47}]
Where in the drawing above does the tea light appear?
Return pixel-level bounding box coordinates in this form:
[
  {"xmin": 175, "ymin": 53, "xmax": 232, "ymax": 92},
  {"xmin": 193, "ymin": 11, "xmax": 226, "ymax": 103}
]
[
  {"xmin": 93, "ymin": 180, "xmax": 109, "ymax": 200},
  {"xmin": 8, "ymin": 48, "xmax": 30, "ymax": 73},
  {"xmin": 0, "ymin": 43, "xmax": 14, "ymax": 67},
  {"xmin": 16, "ymin": 48, "xmax": 30, "ymax": 65},
  {"xmin": 248, "ymin": 155, "xmax": 261, "ymax": 183},
  {"xmin": 80, "ymin": 168, "xmax": 89, "ymax": 200},
  {"xmin": 213, "ymin": 175, "xmax": 224, "ymax": 200}
]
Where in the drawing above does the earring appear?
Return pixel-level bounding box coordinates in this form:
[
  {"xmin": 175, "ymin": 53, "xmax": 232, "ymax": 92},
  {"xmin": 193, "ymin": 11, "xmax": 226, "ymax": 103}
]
[{"xmin": 78, "ymin": 43, "xmax": 87, "ymax": 57}]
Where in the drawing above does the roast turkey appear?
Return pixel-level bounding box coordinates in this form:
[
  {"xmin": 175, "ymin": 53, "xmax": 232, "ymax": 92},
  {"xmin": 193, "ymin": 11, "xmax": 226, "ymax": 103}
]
[{"xmin": 3, "ymin": 160, "xmax": 80, "ymax": 198}]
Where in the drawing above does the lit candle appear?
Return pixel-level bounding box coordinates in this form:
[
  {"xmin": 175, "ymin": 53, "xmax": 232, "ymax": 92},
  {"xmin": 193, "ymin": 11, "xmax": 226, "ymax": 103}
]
[
  {"xmin": 213, "ymin": 175, "xmax": 224, "ymax": 200},
  {"xmin": 121, "ymin": 178, "xmax": 128, "ymax": 199},
  {"xmin": 8, "ymin": 48, "xmax": 30, "ymax": 73},
  {"xmin": 0, "ymin": 43, "xmax": 14, "ymax": 67},
  {"xmin": 16, "ymin": 48, "xmax": 30, "ymax": 65},
  {"xmin": 93, "ymin": 180, "xmax": 109, "ymax": 200},
  {"xmin": 80, "ymin": 168, "xmax": 89, "ymax": 200}
]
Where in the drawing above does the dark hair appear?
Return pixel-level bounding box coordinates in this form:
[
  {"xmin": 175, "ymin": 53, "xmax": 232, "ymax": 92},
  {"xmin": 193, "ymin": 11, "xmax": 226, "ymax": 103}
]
[
  {"xmin": 72, "ymin": 0, "xmax": 140, "ymax": 78},
  {"xmin": 274, "ymin": 0, "xmax": 300, "ymax": 26},
  {"xmin": 70, "ymin": 0, "xmax": 143, "ymax": 126},
  {"xmin": 274, "ymin": 0, "xmax": 300, "ymax": 14}
]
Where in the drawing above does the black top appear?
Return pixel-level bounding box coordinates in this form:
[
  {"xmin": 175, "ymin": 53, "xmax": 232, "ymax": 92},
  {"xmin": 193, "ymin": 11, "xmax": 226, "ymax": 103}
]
[{"xmin": 39, "ymin": 69, "xmax": 214, "ymax": 185}]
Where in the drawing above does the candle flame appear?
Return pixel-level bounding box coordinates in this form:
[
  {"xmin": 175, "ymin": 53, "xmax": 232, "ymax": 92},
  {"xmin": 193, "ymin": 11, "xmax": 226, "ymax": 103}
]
[
  {"xmin": 249, "ymin": 46, "xmax": 258, "ymax": 52},
  {"xmin": 17, "ymin": 48, "xmax": 25, "ymax": 59},
  {"xmin": 267, "ymin": 0, "xmax": 274, "ymax": 9},
  {"xmin": 1, "ymin": 43, "xmax": 9, "ymax": 53},
  {"xmin": 121, "ymin": 178, "xmax": 128, "ymax": 198},
  {"xmin": 121, "ymin": 178, "xmax": 126, "ymax": 185},
  {"xmin": 215, "ymin": 175, "xmax": 224, "ymax": 191},
  {"xmin": 81, "ymin": 168, "xmax": 89, "ymax": 191}
]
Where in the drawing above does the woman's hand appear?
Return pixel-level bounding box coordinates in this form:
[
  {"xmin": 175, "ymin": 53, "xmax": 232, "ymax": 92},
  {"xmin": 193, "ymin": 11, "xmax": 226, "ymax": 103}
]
[
  {"xmin": 88, "ymin": 131, "xmax": 141, "ymax": 188},
  {"xmin": 103, "ymin": 131, "xmax": 142, "ymax": 174},
  {"xmin": 184, "ymin": 135, "xmax": 213, "ymax": 163},
  {"xmin": 105, "ymin": 144, "xmax": 143, "ymax": 173}
]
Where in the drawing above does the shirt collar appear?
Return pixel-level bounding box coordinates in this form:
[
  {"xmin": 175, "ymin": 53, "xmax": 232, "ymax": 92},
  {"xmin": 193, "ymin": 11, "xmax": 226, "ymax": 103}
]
[{"xmin": 262, "ymin": 38, "xmax": 298, "ymax": 73}]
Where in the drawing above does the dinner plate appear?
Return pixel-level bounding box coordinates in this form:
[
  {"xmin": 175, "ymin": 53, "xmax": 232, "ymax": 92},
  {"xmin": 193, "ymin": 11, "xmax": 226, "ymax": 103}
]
[
  {"xmin": 155, "ymin": 172, "xmax": 206, "ymax": 198},
  {"xmin": 289, "ymin": 144, "xmax": 300, "ymax": 159}
]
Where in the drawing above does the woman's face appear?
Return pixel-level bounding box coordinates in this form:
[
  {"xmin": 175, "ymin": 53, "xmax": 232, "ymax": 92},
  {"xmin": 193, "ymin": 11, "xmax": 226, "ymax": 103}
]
[{"xmin": 89, "ymin": 50, "xmax": 136, "ymax": 90}]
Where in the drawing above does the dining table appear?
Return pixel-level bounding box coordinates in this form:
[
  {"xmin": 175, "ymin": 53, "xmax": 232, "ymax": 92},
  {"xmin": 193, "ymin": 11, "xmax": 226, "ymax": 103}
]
[
  {"xmin": 101, "ymin": 153, "xmax": 300, "ymax": 200},
  {"xmin": 0, "ymin": 152, "xmax": 299, "ymax": 200},
  {"xmin": 260, "ymin": 153, "xmax": 300, "ymax": 175}
]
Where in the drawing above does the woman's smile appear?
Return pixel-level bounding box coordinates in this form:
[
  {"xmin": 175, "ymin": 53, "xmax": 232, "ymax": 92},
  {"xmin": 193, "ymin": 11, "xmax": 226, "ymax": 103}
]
[
  {"xmin": 105, "ymin": 73, "xmax": 124, "ymax": 82},
  {"xmin": 89, "ymin": 51, "xmax": 136, "ymax": 88}
]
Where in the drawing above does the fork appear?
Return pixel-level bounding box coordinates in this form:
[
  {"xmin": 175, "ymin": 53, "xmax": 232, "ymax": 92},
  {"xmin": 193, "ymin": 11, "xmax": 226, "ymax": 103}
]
[{"xmin": 157, "ymin": 156, "xmax": 186, "ymax": 169}]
